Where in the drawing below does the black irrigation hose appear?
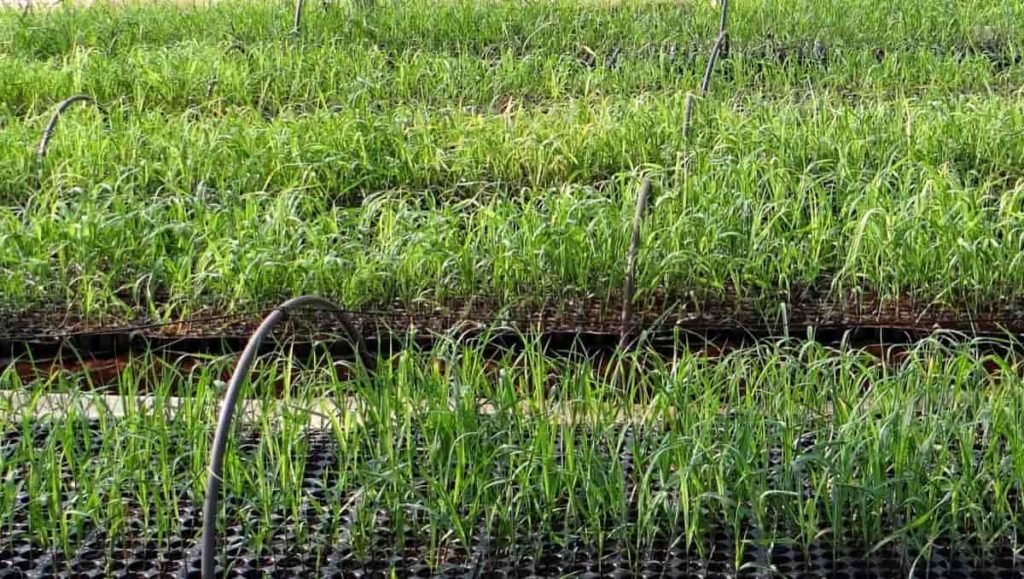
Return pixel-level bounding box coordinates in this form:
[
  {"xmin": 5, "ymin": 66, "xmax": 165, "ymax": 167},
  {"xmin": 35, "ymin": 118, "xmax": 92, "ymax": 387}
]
[
  {"xmin": 682, "ymin": 0, "xmax": 729, "ymax": 138},
  {"xmin": 291, "ymin": 0, "xmax": 305, "ymax": 35},
  {"xmin": 619, "ymin": 177, "xmax": 652, "ymax": 349},
  {"xmin": 717, "ymin": 0, "xmax": 729, "ymax": 38},
  {"xmin": 682, "ymin": 31, "xmax": 728, "ymax": 137},
  {"xmin": 225, "ymin": 40, "xmax": 249, "ymax": 57},
  {"xmin": 700, "ymin": 31, "xmax": 729, "ymax": 95},
  {"xmin": 200, "ymin": 295, "xmax": 373, "ymax": 579},
  {"xmin": 36, "ymin": 95, "xmax": 110, "ymax": 182}
]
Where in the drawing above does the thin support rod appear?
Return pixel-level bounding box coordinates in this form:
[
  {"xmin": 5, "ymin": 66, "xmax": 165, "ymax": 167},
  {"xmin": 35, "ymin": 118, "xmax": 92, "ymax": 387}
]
[
  {"xmin": 620, "ymin": 177, "xmax": 652, "ymax": 349},
  {"xmin": 37, "ymin": 95, "xmax": 109, "ymax": 176},
  {"xmin": 200, "ymin": 295, "xmax": 372, "ymax": 579}
]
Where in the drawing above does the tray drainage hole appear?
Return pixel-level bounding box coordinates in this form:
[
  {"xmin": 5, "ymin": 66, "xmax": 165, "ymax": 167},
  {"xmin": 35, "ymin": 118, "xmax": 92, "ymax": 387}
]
[
  {"xmin": 279, "ymin": 557, "xmax": 302, "ymax": 569},
  {"xmin": 643, "ymin": 561, "xmax": 664, "ymax": 572},
  {"xmin": 23, "ymin": 547, "xmax": 46, "ymax": 559}
]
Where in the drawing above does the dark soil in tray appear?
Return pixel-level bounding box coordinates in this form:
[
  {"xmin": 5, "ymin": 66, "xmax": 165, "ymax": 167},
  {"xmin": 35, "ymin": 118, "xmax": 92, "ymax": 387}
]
[
  {"xmin": 5, "ymin": 289, "xmax": 1024, "ymax": 344},
  {"xmin": 3, "ymin": 289, "xmax": 1024, "ymax": 392},
  {"xmin": 2, "ymin": 325, "xmax": 1018, "ymax": 394}
]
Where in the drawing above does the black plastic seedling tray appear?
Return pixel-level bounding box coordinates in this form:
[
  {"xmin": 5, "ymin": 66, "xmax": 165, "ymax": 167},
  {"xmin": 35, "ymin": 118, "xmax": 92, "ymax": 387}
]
[{"xmin": 2, "ymin": 424, "xmax": 1023, "ymax": 579}]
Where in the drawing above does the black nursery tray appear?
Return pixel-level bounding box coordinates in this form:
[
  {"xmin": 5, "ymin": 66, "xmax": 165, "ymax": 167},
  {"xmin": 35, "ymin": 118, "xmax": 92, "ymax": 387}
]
[{"xmin": 2, "ymin": 426, "xmax": 1022, "ymax": 579}]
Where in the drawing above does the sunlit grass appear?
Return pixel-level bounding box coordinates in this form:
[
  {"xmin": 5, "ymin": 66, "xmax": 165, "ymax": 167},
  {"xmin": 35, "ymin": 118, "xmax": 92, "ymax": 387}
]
[
  {"xmin": 1, "ymin": 1, "xmax": 1023, "ymax": 570},
  {"xmin": 1, "ymin": 94, "xmax": 1024, "ymax": 317},
  {"xmin": 0, "ymin": 37, "xmax": 1018, "ymax": 118}
]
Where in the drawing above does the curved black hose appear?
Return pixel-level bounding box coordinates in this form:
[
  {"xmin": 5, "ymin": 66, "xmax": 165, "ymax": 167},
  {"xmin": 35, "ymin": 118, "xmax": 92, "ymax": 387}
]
[
  {"xmin": 37, "ymin": 95, "xmax": 109, "ymax": 179},
  {"xmin": 200, "ymin": 295, "xmax": 372, "ymax": 579},
  {"xmin": 699, "ymin": 30, "xmax": 728, "ymax": 94},
  {"xmin": 292, "ymin": 0, "xmax": 305, "ymax": 35},
  {"xmin": 681, "ymin": 0, "xmax": 730, "ymax": 138},
  {"xmin": 225, "ymin": 40, "xmax": 249, "ymax": 57},
  {"xmin": 682, "ymin": 30, "xmax": 728, "ymax": 139}
]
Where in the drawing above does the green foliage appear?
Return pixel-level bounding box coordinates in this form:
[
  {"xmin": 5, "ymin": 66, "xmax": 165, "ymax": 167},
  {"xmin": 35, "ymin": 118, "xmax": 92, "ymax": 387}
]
[{"xmin": 2, "ymin": 339, "xmax": 1022, "ymax": 561}]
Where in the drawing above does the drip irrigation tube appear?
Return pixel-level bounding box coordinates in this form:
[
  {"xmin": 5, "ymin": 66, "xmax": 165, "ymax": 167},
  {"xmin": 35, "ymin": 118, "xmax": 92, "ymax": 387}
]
[
  {"xmin": 36, "ymin": 95, "xmax": 110, "ymax": 179},
  {"xmin": 681, "ymin": 0, "xmax": 729, "ymax": 138},
  {"xmin": 292, "ymin": 0, "xmax": 305, "ymax": 35},
  {"xmin": 619, "ymin": 177, "xmax": 652, "ymax": 349},
  {"xmin": 200, "ymin": 295, "xmax": 373, "ymax": 579}
]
